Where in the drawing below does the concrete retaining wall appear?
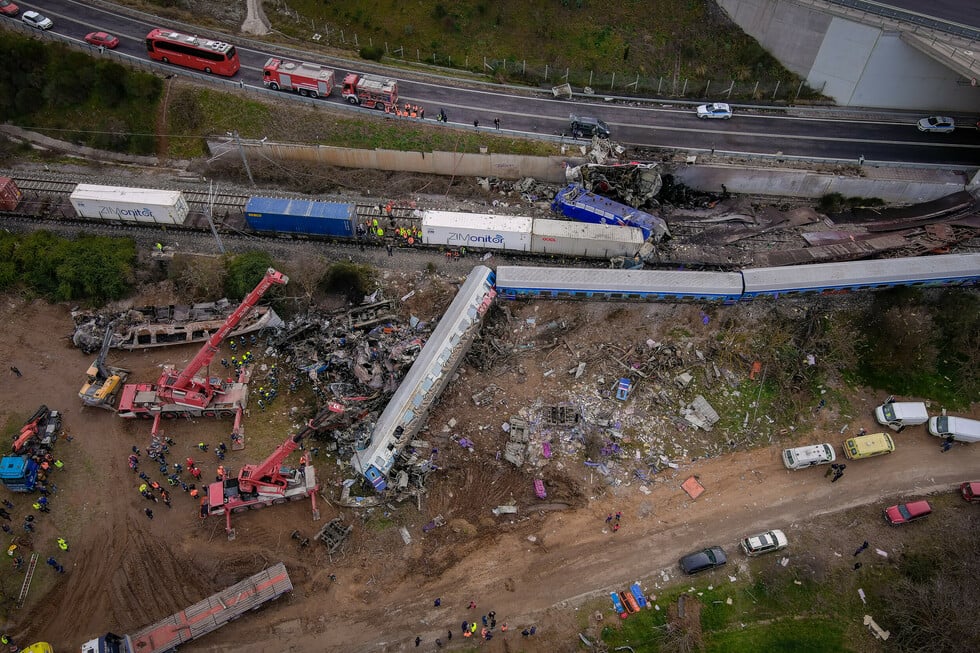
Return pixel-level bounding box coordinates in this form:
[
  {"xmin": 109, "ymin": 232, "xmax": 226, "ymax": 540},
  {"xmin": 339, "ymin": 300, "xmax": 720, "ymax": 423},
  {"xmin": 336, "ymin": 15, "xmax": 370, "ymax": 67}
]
[
  {"xmin": 217, "ymin": 139, "xmax": 966, "ymax": 204},
  {"xmin": 243, "ymin": 141, "xmax": 570, "ymax": 183}
]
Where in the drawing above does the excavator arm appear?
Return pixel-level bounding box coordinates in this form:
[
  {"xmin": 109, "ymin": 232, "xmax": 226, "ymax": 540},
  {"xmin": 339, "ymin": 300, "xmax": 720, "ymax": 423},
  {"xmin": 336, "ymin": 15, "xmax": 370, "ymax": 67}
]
[{"xmin": 89, "ymin": 319, "xmax": 118, "ymax": 381}]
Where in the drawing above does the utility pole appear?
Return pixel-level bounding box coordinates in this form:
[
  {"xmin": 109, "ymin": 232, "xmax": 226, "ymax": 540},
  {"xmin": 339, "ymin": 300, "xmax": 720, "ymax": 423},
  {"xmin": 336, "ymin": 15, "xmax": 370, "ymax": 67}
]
[
  {"xmin": 230, "ymin": 130, "xmax": 255, "ymax": 187},
  {"xmin": 205, "ymin": 181, "xmax": 226, "ymax": 255}
]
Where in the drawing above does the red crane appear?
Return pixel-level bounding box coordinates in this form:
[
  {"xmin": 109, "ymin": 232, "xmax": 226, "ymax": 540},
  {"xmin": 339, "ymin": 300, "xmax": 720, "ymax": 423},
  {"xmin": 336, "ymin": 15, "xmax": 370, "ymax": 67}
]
[
  {"xmin": 155, "ymin": 268, "xmax": 288, "ymax": 408},
  {"xmin": 117, "ymin": 268, "xmax": 288, "ymax": 448},
  {"xmin": 206, "ymin": 402, "xmax": 346, "ymax": 538}
]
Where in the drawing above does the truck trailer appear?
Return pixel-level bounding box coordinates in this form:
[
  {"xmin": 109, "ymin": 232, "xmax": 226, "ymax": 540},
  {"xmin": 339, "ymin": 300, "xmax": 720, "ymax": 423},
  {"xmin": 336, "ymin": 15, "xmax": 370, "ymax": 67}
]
[
  {"xmin": 421, "ymin": 211, "xmax": 533, "ymax": 252},
  {"xmin": 262, "ymin": 57, "xmax": 335, "ymax": 98},
  {"xmin": 69, "ymin": 185, "xmax": 189, "ymax": 225},
  {"xmin": 80, "ymin": 563, "xmax": 292, "ymax": 653}
]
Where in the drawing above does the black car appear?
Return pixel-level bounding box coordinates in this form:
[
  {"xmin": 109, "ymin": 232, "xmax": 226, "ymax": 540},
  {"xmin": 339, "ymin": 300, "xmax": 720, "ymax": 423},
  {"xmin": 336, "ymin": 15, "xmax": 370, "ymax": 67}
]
[
  {"xmin": 679, "ymin": 546, "xmax": 727, "ymax": 574},
  {"xmin": 568, "ymin": 114, "xmax": 610, "ymax": 139}
]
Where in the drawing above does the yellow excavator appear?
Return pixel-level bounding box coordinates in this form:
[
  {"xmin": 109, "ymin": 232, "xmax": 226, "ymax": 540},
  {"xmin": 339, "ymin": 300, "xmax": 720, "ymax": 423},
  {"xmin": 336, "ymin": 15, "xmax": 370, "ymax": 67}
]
[{"xmin": 79, "ymin": 320, "xmax": 129, "ymax": 409}]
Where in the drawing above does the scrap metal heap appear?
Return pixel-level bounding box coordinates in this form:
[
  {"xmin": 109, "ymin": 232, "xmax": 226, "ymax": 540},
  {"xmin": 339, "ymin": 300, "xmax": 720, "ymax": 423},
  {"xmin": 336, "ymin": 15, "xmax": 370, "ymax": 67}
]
[
  {"xmin": 70, "ymin": 299, "xmax": 283, "ymax": 354},
  {"xmin": 268, "ymin": 295, "xmax": 436, "ymax": 497}
]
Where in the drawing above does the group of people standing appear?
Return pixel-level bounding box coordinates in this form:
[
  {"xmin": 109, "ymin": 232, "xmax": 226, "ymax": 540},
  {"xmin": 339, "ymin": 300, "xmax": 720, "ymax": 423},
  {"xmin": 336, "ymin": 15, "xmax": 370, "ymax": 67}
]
[{"xmin": 386, "ymin": 102, "xmax": 425, "ymax": 119}]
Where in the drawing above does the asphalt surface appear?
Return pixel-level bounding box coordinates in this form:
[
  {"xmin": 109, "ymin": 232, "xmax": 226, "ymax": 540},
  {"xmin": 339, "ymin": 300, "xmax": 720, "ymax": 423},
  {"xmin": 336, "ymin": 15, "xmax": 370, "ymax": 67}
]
[
  {"xmin": 7, "ymin": 0, "xmax": 980, "ymax": 166},
  {"xmin": 876, "ymin": 0, "xmax": 980, "ymax": 31}
]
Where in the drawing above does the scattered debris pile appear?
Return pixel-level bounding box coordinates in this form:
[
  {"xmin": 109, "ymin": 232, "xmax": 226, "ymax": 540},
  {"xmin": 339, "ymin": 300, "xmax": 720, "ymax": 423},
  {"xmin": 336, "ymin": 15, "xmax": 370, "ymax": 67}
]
[
  {"xmin": 567, "ymin": 162, "xmax": 663, "ymax": 209},
  {"xmin": 314, "ymin": 517, "xmax": 353, "ymax": 554}
]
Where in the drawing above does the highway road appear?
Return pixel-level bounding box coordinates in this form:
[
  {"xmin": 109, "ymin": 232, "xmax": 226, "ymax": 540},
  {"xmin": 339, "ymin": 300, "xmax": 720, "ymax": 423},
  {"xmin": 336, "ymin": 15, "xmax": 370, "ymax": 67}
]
[{"xmin": 12, "ymin": 0, "xmax": 980, "ymax": 166}]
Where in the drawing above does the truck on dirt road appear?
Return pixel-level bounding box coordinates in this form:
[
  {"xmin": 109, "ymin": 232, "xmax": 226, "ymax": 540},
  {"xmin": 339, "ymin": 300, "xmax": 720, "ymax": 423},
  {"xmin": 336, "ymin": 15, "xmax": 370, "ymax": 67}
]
[{"xmin": 80, "ymin": 563, "xmax": 292, "ymax": 653}]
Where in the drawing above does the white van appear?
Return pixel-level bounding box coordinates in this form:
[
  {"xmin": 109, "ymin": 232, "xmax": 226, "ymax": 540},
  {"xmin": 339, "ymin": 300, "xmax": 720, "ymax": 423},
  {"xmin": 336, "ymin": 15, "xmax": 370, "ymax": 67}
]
[
  {"xmin": 782, "ymin": 443, "xmax": 836, "ymax": 470},
  {"xmin": 874, "ymin": 401, "xmax": 928, "ymax": 431},
  {"xmin": 928, "ymin": 416, "xmax": 980, "ymax": 443}
]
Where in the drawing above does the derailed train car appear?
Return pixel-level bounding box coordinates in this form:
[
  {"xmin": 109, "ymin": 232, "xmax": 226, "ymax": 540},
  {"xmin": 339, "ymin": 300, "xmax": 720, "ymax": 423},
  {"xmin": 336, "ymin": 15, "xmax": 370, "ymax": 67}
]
[
  {"xmin": 418, "ymin": 210, "xmax": 646, "ymax": 259},
  {"xmin": 495, "ymin": 253, "xmax": 980, "ymax": 302}
]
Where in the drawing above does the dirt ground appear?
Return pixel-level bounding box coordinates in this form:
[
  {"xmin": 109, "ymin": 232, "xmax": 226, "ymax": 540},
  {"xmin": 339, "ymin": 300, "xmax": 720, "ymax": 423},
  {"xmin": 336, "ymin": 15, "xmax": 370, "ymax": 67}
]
[{"xmin": 0, "ymin": 265, "xmax": 978, "ymax": 652}]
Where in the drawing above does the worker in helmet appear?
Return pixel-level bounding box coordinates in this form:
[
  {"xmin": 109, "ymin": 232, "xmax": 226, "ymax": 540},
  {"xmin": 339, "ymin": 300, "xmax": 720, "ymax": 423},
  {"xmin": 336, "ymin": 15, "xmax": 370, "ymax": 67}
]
[{"xmin": 57, "ymin": 537, "xmax": 68, "ymax": 551}]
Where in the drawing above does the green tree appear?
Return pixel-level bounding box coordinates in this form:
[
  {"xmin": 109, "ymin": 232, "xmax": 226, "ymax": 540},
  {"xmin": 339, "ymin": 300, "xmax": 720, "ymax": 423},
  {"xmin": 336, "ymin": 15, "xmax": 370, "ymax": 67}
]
[
  {"xmin": 321, "ymin": 261, "xmax": 375, "ymax": 301},
  {"xmin": 225, "ymin": 251, "xmax": 276, "ymax": 300}
]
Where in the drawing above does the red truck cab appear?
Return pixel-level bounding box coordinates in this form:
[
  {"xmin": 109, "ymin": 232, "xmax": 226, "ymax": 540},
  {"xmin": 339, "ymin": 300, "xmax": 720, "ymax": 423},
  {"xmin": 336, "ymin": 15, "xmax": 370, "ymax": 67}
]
[{"xmin": 961, "ymin": 481, "xmax": 980, "ymax": 503}]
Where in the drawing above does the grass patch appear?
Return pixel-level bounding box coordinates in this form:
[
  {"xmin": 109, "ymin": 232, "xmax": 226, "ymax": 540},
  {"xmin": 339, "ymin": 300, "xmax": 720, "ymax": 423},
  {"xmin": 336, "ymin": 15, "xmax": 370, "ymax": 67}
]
[
  {"xmin": 707, "ymin": 617, "xmax": 846, "ymax": 652},
  {"xmin": 269, "ymin": 0, "xmax": 806, "ymax": 92},
  {"xmin": 849, "ymin": 288, "xmax": 979, "ymax": 408},
  {"xmin": 164, "ymin": 80, "xmax": 556, "ymax": 160}
]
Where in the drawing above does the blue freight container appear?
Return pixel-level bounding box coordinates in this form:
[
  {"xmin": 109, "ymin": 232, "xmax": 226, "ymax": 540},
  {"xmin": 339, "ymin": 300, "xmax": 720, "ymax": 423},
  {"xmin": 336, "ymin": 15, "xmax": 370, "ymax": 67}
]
[{"xmin": 245, "ymin": 197, "xmax": 356, "ymax": 237}]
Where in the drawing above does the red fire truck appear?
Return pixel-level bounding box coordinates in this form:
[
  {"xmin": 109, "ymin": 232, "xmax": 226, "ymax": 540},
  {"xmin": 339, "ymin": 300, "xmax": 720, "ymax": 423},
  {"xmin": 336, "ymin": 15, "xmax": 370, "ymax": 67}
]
[
  {"xmin": 341, "ymin": 73, "xmax": 398, "ymax": 110},
  {"xmin": 262, "ymin": 57, "xmax": 335, "ymax": 98}
]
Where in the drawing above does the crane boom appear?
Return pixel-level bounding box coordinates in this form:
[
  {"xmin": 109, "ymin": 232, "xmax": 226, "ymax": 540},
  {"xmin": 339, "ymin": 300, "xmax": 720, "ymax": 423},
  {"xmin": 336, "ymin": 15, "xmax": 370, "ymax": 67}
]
[
  {"xmin": 169, "ymin": 268, "xmax": 287, "ymax": 394},
  {"xmin": 237, "ymin": 402, "xmax": 339, "ymax": 494}
]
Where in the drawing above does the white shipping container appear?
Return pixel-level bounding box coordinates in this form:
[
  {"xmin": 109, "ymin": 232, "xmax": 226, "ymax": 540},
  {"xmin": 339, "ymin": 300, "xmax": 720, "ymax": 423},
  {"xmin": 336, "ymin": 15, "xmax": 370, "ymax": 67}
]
[
  {"xmin": 531, "ymin": 219, "xmax": 644, "ymax": 258},
  {"xmin": 69, "ymin": 185, "xmax": 189, "ymax": 225},
  {"xmin": 421, "ymin": 211, "xmax": 532, "ymax": 252}
]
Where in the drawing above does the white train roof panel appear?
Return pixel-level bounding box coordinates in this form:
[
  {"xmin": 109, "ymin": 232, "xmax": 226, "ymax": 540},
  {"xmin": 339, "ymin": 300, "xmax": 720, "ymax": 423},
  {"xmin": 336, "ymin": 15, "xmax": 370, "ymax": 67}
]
[
  {"xmin": 70, "ymin": 184, "xmax": 184, "ymax": 205},
  {"xmin": 422, "ymin": 211, "xmax": 533, "ymax": 232},
  {"xmin": 742, "ymin": 254, "xmax": 980, "ymax": 292},
  {"xmin": 532, "ymin": 219, "xmax": 646, "ymax": 244},
  {"xmin": 496, "ymin": 265, "xmax": 743, "ymax": 295}
]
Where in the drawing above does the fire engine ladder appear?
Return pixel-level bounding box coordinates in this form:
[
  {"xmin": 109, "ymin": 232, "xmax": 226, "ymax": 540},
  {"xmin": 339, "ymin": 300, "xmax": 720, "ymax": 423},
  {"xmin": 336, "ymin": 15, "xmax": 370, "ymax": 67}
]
[{"xmin": 17, "ymin": 552, "xmax": 39, "ymax": 607}]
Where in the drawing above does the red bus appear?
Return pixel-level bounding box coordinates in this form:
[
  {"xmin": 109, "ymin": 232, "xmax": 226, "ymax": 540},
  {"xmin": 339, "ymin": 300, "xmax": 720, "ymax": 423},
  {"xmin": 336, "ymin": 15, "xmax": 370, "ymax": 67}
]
[{"xmin": 145, "ymin": 28, "xmax": 240, "ymax": 77}]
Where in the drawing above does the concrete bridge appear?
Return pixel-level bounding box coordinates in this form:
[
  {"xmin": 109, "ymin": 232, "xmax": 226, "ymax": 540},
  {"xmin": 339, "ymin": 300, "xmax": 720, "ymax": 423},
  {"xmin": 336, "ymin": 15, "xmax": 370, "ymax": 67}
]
[{"xmin": 717, "ymin": 0, "xmax": 980, "ymax": 111}]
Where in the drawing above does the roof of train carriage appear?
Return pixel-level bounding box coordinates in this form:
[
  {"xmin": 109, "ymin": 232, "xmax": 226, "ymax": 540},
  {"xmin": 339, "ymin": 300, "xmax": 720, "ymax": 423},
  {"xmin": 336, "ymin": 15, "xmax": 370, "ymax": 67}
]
[
  {"xmin": 351, "ymin": 265, "xmax": 496, "ymax": 474},
  {"xmin": 495, "ymin": 266, "xmax": 744, "ymax": 297},
  {"xmin": 741, "ymin": 254, "xmax": 980, "ymax": 293}
]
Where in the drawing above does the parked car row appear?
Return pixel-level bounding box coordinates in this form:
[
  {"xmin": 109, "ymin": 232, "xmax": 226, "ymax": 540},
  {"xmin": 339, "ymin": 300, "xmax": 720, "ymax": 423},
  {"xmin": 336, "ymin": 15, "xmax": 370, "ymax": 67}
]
[
  {"xmin": 783, "ymin": 400, "xmax": 979, "ymax": 471},
  {"xmin": 678, "ymin": 529, "xmax": 788, "ymax": 575},
  {"xmin": 682, "ymin": 481, "xmax": 978, "ymax": 574},
  {"xmin": 2, "ymin": 5, "xmax": 121, "ymax": 49}
]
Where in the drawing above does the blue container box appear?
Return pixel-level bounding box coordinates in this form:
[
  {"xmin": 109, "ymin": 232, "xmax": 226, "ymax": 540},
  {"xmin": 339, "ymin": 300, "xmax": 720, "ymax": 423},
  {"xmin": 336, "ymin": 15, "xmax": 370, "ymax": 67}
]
[{"xmin": 245, "ymin": 197, "xmax": 355, "ymax": 237}]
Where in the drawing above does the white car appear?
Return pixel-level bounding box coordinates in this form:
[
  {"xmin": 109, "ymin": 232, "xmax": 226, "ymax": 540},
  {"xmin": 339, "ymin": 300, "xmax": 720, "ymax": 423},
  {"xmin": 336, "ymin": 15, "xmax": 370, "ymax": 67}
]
[
  {"xmin": 696, "ymin": 103, "xmax": 733, "ymax": 120},
  {"xmin": 22, "ymin": 10, "xmax": 52, "ymax": 29},
  {"xmin": 916, "ymin": 116, "xmax": 955, "ymax": 133},
  {"xmin": 739, "ymin": 529, "xmax": 788, "ymax": 556}
]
